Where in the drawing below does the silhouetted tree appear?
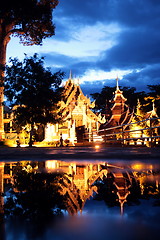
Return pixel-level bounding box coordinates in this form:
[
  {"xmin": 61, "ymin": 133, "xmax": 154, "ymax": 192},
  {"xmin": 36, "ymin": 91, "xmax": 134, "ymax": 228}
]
[
  {"xmin": 0, "ymin": 0, "xmax": 59, "ymax": 139},
  {"xmin": 122, "ymin": 87, "xmax": 147, "ymax": 109},
  {"xmin": 91, "ymin": 86, "xmax": 115, "ymax": 115},
  {"xmin": 4, "ymin": 54, "xmax": 64, "ymax": 146}
]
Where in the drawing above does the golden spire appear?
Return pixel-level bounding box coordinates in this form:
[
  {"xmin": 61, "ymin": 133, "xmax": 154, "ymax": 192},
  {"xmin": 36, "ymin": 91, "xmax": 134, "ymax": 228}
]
[
  {"xmin": 69, "ymin": 70, "xmax": 73, "ymax": 80},
  {"xmin": 152, "ymin": 100, "xmax": 155, "ymax": 112},
  {"xmin": 116, "ymin": 76, "xmax": 119, "ymax": 90}
]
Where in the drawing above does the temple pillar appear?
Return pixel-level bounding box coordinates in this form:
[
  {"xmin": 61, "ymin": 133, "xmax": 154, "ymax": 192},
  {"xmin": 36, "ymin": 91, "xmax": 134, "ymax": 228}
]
[{"xmin": 69, "ymin": 120, "xmax": 76, "ymax": 145}]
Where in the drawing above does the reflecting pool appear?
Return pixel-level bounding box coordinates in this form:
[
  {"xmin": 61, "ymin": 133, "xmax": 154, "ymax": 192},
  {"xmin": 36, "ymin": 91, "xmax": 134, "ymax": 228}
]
[{"xmin": 1, "ymin": 159, "xmax": 160, "ymax": 240}]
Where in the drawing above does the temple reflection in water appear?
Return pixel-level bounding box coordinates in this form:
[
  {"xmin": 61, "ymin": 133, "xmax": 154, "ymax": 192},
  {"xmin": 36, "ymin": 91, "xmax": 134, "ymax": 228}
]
[{"xmin": 0, "ymin": 160, "xmax": 160, "ymax": 218}]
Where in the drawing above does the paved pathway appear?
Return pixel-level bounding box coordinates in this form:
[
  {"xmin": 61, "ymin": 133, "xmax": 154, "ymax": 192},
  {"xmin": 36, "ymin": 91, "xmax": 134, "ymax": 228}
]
[{"xmin": 0, "ymin": 146, "xmax": 160, "ymax": 161}]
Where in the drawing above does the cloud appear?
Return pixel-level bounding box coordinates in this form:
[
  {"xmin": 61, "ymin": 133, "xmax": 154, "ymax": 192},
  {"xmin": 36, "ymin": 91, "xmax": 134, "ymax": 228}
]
[
  {"xmin": 80, "ymin": 80, "xmax": 112, "ymax": 96},
  {"xmin": 37, "ymin": 22, "xmax": 122, "ymax": 59},
  {"xmin": 55, "ymin": 0, "xmax": 110, "ymax": 24},
  {"xmin": 104, "ymin": 28, "xmax": 160, "ymax": 69},
  {"xmin": 122, "ymin": 64, "xmax": 160, "ymax": 91},
  {"xmin": 6, "ymin": 0, "xmax": 160, "ymax": 96},
  {"xmin": 80, "ymin": 69, "xmax": 132, "ymax": 82},
  {"xmin": 52, "ymin": 0, "xmax": 160, "ymax": 92}
]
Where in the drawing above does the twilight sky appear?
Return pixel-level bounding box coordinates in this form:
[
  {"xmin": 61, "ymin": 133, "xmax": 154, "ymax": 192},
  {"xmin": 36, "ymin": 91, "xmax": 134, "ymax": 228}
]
[{"xmin": 7, "ymin": 0, "xmax": 160, "ymax": 96}]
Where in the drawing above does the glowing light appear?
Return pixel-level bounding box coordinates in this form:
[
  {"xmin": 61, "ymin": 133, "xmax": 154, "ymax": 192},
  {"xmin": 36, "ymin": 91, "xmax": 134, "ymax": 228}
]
[
  {"xmin": 46, "ymin": 160, "xmax": 57, "ymax": 170},
  {"xmin": 132, "ymin": 164, "xmax": 143, "ymax": 170},
  {"xmin": 95, "ymin": 145, "xmax": 100, "ymax": 149}
]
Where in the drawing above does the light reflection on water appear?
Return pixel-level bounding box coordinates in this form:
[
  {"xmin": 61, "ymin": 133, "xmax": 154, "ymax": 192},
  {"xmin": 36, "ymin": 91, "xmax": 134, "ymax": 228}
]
[{"xmin": 1, "ymin": 159, "xmax": 160, "ymax": 240}]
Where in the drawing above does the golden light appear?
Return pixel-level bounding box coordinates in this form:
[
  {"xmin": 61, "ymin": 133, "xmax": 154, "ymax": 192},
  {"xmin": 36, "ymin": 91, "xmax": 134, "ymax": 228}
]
[
  {"xmin": 131, "ymin": 164, "xmax": 143, "ymax": 170},
  {"xmin": 46, "ymin": 160, "xmax": 57, "ymax": 170},
  {"xmin": 95, "ymin": 145, "xmax": 100, "ymax": 149}
]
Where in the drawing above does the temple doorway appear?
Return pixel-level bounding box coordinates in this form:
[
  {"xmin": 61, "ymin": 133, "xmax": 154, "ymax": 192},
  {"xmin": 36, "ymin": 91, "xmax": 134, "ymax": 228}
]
[{"xmin": 76, "ymin": 126, "xmax": 85, "ymax": 142}]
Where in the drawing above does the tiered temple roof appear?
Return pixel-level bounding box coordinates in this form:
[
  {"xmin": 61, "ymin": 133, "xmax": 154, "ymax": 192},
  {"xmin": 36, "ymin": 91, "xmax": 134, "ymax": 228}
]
[
  {"xmin": 99, "ymin": 78, "xmax": 134, "ymax": 132},
  {"xmin": 59, "ymin": 76, "xmax": 97, "ymax": 120},
  {"xmin": 45, "ymin": 73, "xmax": 104, "ymax": 144}
]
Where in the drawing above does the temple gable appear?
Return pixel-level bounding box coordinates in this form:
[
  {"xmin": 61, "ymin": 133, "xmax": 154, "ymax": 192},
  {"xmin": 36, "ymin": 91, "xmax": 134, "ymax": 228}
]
[{"xmin": 45, "ymin": 75, "xmax": 104, "ymax": 145}]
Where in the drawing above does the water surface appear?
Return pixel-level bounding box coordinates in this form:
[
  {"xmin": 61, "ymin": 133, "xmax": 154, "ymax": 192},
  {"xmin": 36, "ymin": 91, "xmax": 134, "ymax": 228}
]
[{"xmin": 1, "ymin": 159, "xmax": 160, "ymax": 240}]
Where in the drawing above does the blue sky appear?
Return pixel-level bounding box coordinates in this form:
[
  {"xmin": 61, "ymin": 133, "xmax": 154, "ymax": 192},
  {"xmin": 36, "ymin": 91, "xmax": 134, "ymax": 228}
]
[{"xmin": 7, "ymin": 0, "xmax": 160, "ymax": 95}]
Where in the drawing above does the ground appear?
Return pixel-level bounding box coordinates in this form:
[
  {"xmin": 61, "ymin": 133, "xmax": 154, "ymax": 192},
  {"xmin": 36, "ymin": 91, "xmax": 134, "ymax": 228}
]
[{"xmin": 0, "ymin": 145, "xmax": 160, "ymax": 161}]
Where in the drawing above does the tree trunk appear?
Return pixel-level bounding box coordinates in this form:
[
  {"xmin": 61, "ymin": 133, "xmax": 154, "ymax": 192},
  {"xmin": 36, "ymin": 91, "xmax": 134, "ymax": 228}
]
[
  {"xmin": 29, "ymin": 124, "xmax": 34, "ymax": 147},
  {"xmin": 0, "ymin": 28, "xmax": 10, "ymax": 140}
]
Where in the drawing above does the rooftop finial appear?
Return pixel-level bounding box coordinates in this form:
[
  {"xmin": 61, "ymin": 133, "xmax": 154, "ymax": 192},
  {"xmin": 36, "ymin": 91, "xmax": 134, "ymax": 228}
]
[
  {"xmin": 116, "ymin": 76, "xmax": 119, "ymax": 90},
  {"xmin": 69, "ymin": 70, "xmax": 73, "ymax": 80},
  {"xmin": 152, "ymin": 100, "xmax": 155, "ymax": 112}
]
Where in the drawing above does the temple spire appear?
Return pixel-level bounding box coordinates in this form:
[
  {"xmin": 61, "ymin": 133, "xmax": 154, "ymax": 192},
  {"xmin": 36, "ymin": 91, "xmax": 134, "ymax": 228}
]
[
  {"xmin": 69, "ymin": 70, "xmax": 73, "ymax": 80},
  {"xmin": 116, "ymin": 76, "xmax": 119, "ymax": 90},
  {"xmin": 152, "ymin": 100, "xmax": 155, "ymax": 112}
]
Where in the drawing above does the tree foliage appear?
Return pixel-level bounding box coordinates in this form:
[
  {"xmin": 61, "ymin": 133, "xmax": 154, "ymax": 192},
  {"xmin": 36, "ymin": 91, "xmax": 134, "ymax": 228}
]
[
  {"xmin": 91, "ymin": 86, "xmax": 115, "ymax": 114},
  {"xmin": 0, "ymin": 0, "xmax": 59, "ymax": 139},
  {"xmin": 0, "ymin": 0, "xmax": 58, "ymax": 46},
  {"xmin": 4, "ymin": 54, "xmax": 64, "ymax": 128}
]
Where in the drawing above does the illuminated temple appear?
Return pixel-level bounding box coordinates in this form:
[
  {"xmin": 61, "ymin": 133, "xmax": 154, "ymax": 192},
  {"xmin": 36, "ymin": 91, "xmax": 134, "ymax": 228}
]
[
  {"xmin": 45, "ymin": 73, "xmax": 105, "ymax": 145},
  {"xmin": 99, "ymin": 78, "xmax": 134, "ymax": 136},
  {"xmin": 3, "ymin": 75, "xmax": 159, "ymax": 146}
]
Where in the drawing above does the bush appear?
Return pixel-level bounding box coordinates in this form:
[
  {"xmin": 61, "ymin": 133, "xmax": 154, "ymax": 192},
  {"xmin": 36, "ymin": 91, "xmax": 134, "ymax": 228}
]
[{"xmin": 0, "ymin": 141, "xmax": 5, "ymax": 146}]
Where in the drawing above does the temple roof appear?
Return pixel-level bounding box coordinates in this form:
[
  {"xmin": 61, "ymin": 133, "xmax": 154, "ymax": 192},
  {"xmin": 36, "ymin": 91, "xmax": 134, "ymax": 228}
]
[
  {"xmin": 99, "ymin": 79, "xmax": 134, "ymax": 131},
  {"xmin": 59, "ymin": 76, "xmax": 103, "ymax": 123}
]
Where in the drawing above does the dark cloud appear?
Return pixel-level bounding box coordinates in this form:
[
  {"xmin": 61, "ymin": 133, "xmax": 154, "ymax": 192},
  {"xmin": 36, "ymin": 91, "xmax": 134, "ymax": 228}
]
[
  {"xmin": 122, "ymin": 64, "xmax": 160, "ymax": 91},
  {"xmin": 67, "ymin": 62, "xmax": 98, "ymax": 77},
  {"xmin": 106, "ymin": 0, "xmax": 160, "ymax": 27},
  {"xmin": 56, "ymin": 0, "xmax": 160, "ymax": 28},
  {"xmin": 81, "ymin": 62, "xmax": 160, "ymax": 95},
  {"xmin": 81, "ymin": 81, "xmax": 107, "ymax": 96},
  {"xmin": 51, "ymin": 0, "xmax": 160, "ymax": 94},
  {"xmin": 101, "ymin": 28, "xmax": 160, "ymax": 69},
  {"xmin": 41, "ymin": 52, "xmax": 77, "ymax": 67},
  {"xmin": 80, "ymin": 79, "xmax": 118, "ymax": 96},
  {"xmin": 9, "ymin": 0, "xmax": 159, "ymax": 95},
  {"xmin": 40, "ymin": 52, "xmax": 101, "ymax": 79},
  {"xmin": 55, "ymin": 0, "xmax": 109, "ymax": 24}
]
